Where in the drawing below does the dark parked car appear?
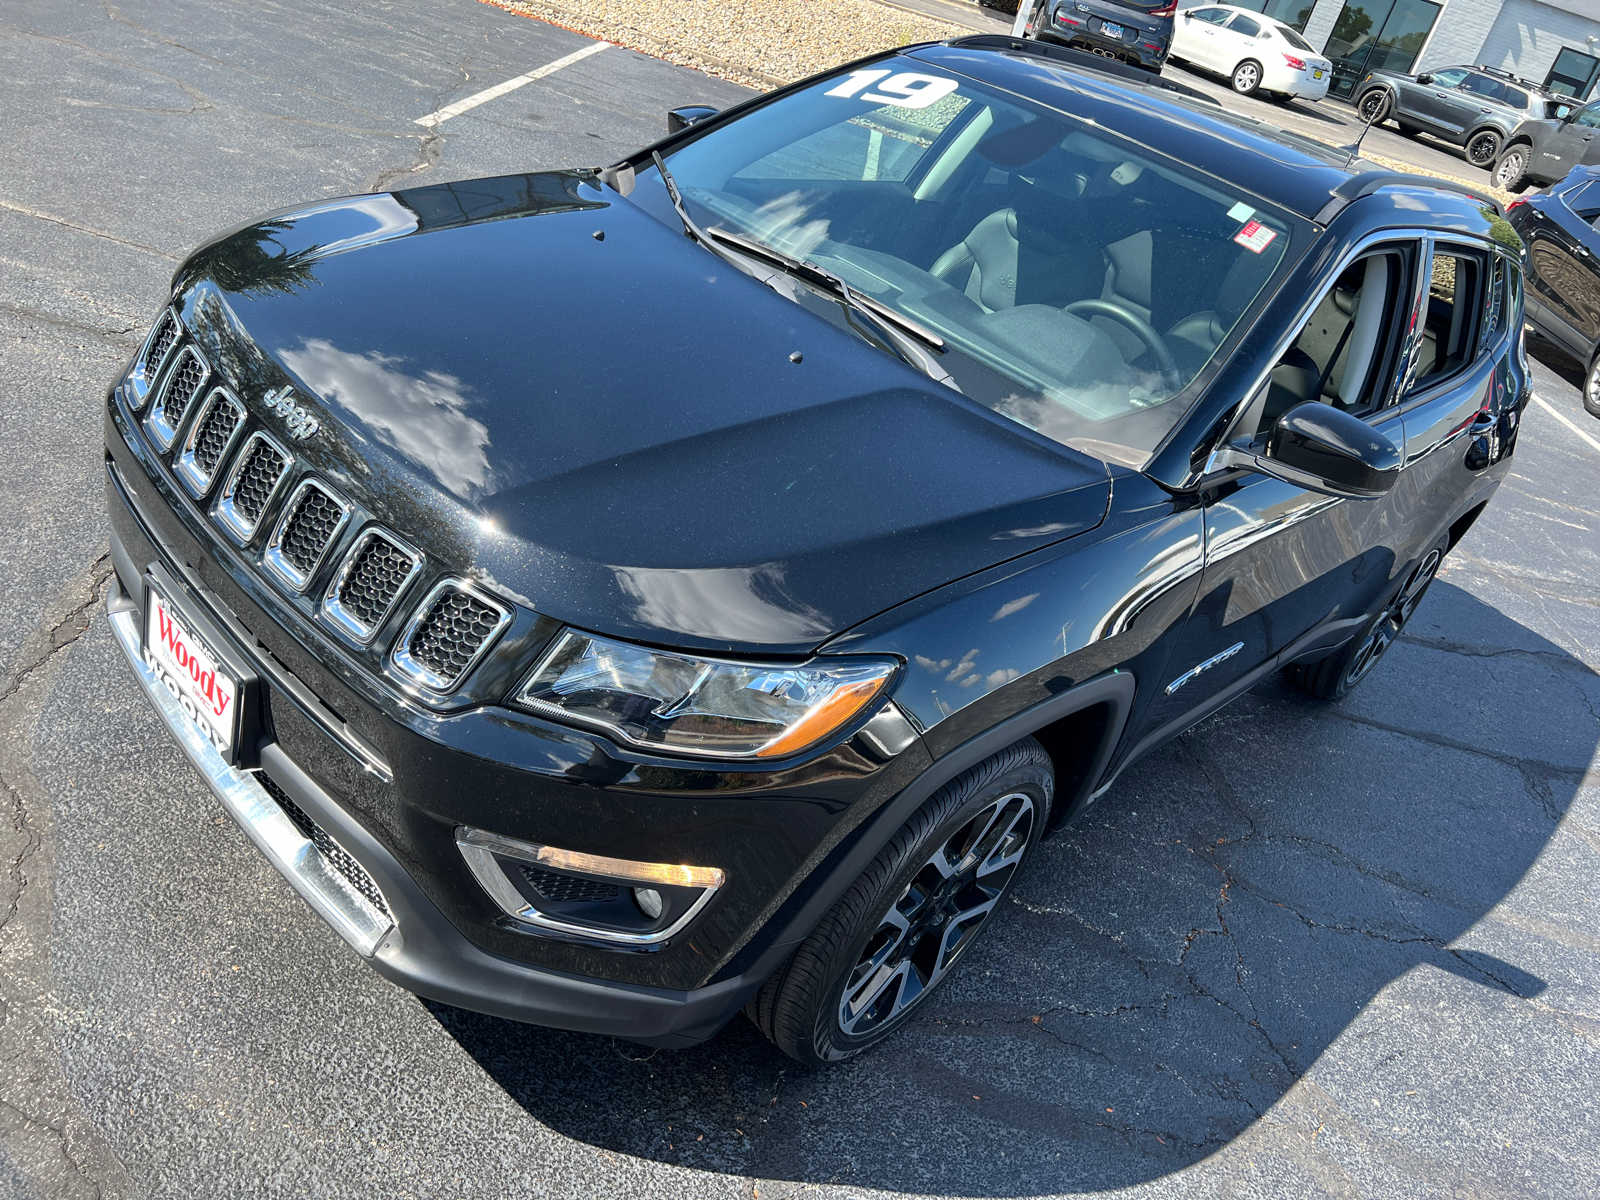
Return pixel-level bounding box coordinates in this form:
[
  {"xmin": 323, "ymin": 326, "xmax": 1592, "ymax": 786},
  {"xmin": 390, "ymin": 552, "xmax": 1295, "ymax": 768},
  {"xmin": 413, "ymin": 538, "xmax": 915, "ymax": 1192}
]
[
  {"xmin": 1355, "ymin": 64, "xmax": 1572, "ymax": 171},
  {"xmin": 1494, "ymin": 100, "xmax": 1600, "ymax": 194},
  {"xmin": 1025, "ymin": 0, "xmax": 1178, "ymax": 72},
  {"xmin": 1508, "ymin": 165, "xmax": 1600, "ymax": 415},
  {"xmin": 106, "ymin": 35, "xmax": 1528, "ymax": 1066}
]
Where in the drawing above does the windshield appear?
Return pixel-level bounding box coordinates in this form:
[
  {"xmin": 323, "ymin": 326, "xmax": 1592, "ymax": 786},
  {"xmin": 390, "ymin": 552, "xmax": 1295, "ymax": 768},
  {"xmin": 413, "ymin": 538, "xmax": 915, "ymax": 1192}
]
[{"xmin": 643, "ymin": 63, "xmax": 1294, "ymax": 465}]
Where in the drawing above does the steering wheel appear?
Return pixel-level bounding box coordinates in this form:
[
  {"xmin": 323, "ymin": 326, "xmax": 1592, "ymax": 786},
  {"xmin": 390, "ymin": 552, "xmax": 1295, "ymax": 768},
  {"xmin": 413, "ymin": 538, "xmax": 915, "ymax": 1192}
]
[{"xmin": 1065, "ymin": 299, "xmax": 1182, "ymax": 394}]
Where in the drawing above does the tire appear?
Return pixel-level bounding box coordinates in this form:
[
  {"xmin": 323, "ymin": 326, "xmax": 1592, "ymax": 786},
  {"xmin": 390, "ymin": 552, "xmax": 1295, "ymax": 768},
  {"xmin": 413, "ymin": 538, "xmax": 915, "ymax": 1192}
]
[
  {"xmin": 746, "ymin": 738, "xmax": 1054, "ymax": 1066},
  {"xmin": 1231, "ymin": 59, "xmax": 1263, "ymax": 96},
  {"xmin": 1585, "ymin": 346, "xmax": 1600, "ymax": 418},
  {"xmin": 1285, "ymin": 536, "xmax": 1447, "ymax": 702},
  {"xmin": 1493, "ymin": 144, "xmax": 1532, "ymax": 193},
  {"xmin": 1465, "ymin": 128, "xmax": 1502, "ymax": 169},
  {"xmin": 1356, "ymin": 88, "xmax": 1390, "ymax": 124}
]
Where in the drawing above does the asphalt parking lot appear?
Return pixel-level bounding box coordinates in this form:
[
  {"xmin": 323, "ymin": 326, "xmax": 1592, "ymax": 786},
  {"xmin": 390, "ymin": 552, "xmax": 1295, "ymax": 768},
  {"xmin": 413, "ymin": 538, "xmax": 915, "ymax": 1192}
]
[{"xmin": 2, "ymin": 2, "xmax": 1598, "ymax": 1198}]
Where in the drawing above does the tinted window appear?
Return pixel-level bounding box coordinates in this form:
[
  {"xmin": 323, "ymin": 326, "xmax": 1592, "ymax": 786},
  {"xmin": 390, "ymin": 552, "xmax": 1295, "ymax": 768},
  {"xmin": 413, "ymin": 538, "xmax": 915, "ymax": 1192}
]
[
  {"xmin": 655, "ymin": 67, "xmax": 1295, "ymax": 464},
  {"xmin": 1460, "ymin": 74, "xmax": 1507, "ymax": 103},
  {"xmin": 1575, "ymin": 106, "xmax": 1600, "ymax": 129},
  {"xmin": 1485, "ymin": 255, "xmax": 1506, "ymax": 339},
  {"xmin": 1563, "ymin": 181, "xmax": 1600, "ymax": 223},
  {"xmin": 1414, "ymin": 247, "xmax": 1483, "ymax": 388},
  {"xmin": 1427, "ymin": 68, "xmax": 1470, "ymax": 89},
  {"xmin": 1277, "ymin": 25, "xmax": 1314, "ymax": 52},
  {"xmin": 1504, "ymin": 86, "xmax": 1529, "ymax": 108},
  {"xmin": 1228, "ymin": 14, "xmax": 1263, "ymax": 36},
  {"xmin": 1189, "ymin": 7, "xmax": 1231, "ymax": 23}
]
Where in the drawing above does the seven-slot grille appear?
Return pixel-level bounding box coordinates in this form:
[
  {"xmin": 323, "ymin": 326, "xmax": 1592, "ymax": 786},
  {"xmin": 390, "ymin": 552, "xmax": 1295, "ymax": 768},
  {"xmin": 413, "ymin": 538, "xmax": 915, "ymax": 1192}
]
[
  {"xmin": 324, "ymin": 529, "xmax": 422, "ymax": 641},
  {"xmin": 147, "ymin": 346, "xmax": 210, "ymax": 450},
  {"xmin": 136, "ymin": 309, "xmax": 181, "ymax": 401},
  {"xmin": 176, "ymin": 389, "xmax": 246, "ymax": 496},
  {"xmin": 215, "ymin": 434, "xmax": 290, "ymax": 540},
  {"xmin": 257, "ymin": 771, "xmax": 390, "ymax": 918},
  {"xmin": 264, "ymin": 480, "xmax": 349, "ymax": 591},
  {"xmin": 393, "ymin": 582, "xmax": 510, "ymax": 692},
  {"xmin": 521, "ymin": 866, "xmax": 619, "ymax": 904}
]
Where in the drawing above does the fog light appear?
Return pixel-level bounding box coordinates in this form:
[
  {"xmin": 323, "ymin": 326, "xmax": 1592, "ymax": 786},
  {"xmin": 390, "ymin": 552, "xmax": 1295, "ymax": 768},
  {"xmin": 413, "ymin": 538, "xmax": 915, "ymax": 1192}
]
[{"xmin": 634, "ymin": 887, "xmax": 664, "ymax": 919}]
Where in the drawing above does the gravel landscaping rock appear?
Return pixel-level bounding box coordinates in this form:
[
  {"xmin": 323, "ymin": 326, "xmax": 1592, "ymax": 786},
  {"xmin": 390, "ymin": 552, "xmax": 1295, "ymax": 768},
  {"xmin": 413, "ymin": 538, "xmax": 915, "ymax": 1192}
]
[{"xmin": 486, "ymin": 0, "xmax": 969, "ymax": 89}]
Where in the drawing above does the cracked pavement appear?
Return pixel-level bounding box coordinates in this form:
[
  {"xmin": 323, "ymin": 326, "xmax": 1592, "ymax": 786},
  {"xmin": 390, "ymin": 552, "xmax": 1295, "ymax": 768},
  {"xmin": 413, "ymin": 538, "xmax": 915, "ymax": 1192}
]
[{"xmin": 2, "ymin": 1, "xmax": 1599, "ymax": 1197}]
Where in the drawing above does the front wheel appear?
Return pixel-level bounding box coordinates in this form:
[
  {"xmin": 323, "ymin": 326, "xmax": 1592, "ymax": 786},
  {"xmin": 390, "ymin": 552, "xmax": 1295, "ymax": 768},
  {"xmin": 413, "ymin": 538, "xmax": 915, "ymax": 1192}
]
[
  {"xmin": 1231, "ymin": 59, "xmax": 1263, "ymax": 95},
  {"xmin": 1285, "ymin": 537, "xmax": 1446, "ymax": 702},
  {"xmin": 1357, "ymin": 88, "xmax": 1389, "ymax": 124},
  {"xmin": 1465, "ymin": 128, "xmax": 1502, "ymax": 168},
  {"xmin": 1585, "ymin": 346, "xmax": 1600, "ymax": 418},
  {"xmin": 746, "ymin": 739, "xmax": 1053, "ymax": 1065},
  {"xmin": 1493, "ymin": 145, "xmax": 1532, "ymax": 193}
]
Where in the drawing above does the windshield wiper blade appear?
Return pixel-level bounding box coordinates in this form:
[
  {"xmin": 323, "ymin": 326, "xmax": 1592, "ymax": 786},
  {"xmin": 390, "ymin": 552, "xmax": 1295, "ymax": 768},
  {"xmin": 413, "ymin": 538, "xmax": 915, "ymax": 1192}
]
[{"xmin": 652, "ymin": 152, "xmax": 956, "ymax": 390}]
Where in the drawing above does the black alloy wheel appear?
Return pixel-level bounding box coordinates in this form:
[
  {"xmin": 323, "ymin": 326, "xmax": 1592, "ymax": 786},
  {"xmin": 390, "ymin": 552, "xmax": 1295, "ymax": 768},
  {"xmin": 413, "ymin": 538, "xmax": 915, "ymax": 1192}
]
[
  {"xmin": 1287, "ymin": 537, "xmax": 1447, "ymax": 701},
  {"xmin": 1493, "ymin": 145, "xmax": 1532, "ymax": 193},
  {"xmin": 1585, "ymin": 347, "xmax": 1600, "ymax": 418},
  {"xmin": 1231, "ymin": 59, "xmax": 1263, "ymax": 95},
  {"xmin": 746, "ymin": 738, "xmax": 1053, "ymax": 1065},
  {"xmin": 1465, "ymin": 129, "xmax": 1502, "ymax": 168},
  {"xmin": 1357, "ymin": 88, "xmax": 1390, "ymax": 124}
]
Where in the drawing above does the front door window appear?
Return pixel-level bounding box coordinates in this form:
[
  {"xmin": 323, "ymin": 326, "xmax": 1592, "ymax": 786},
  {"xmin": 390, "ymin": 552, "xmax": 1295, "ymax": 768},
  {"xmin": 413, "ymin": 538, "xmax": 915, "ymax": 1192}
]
[{"xmin": 1324, "ymin": 0, "xmax": 1443, "ymax": 99}]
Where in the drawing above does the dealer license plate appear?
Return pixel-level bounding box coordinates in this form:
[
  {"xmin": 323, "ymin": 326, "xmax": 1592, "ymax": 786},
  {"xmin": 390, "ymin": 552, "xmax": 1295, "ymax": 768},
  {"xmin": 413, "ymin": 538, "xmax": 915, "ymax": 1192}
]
[
  {"xmin": 144, "ymin": 586, "xmax": 240, "ymax": 760},
  {"xmin": 1101, "ymin": 20, "xmax": 1125, "ymax": 38},
  {"xmin": 1314, "ymin": 69, "xmax": 1324, "ymax": 79}
]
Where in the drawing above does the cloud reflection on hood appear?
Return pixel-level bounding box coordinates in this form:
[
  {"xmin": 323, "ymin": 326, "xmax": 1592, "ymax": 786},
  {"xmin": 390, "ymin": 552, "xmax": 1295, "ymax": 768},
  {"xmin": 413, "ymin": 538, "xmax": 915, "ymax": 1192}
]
[
  {"xmin": 611, "ymin": 563, "xmax": 833, "ymax": 645},
  {"xmin": 279, "ymin": 337, "xmax": 494, "ymax": 499}
]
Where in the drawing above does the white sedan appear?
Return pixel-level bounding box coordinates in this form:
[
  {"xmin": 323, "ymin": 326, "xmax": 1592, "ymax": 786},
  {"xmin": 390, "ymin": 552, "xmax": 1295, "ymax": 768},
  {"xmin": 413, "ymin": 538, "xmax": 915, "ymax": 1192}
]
[{"xmin": 1171, "ymin": 5, "xmax": 1332, "ymax": 101}]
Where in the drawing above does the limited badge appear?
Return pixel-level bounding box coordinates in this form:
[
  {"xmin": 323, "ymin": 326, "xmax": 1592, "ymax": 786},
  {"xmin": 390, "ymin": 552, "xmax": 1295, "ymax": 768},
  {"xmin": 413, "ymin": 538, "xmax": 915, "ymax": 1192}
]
[{"xmin": 1234, "ymin": 220, "xmax": 1278, "ymax": 254}]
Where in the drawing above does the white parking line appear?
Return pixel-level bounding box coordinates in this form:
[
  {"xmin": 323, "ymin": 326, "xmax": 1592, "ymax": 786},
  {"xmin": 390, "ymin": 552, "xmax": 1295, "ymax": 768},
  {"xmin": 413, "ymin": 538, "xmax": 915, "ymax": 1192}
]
[
  {"xmin": 414, "ymin": 42, "xmax": 611, "ymax": 128},
  {"xmin": 1531, "ymin": 392, "xmax": 1600, "ymax": 455}
]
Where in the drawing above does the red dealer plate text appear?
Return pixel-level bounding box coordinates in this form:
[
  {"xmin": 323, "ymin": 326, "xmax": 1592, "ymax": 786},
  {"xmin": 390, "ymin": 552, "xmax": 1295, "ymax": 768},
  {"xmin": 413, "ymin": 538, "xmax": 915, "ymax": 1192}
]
[{"xmin": 144, "ymin": 590, "xmax": 240, "ymax": 760}]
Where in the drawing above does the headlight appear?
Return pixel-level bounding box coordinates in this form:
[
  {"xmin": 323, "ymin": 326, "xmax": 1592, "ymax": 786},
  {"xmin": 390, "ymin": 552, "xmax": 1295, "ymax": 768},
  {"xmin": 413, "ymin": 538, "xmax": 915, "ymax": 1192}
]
[{"xmin": 514, "ymin": 630, "xmax": 897, "ymax": 759}]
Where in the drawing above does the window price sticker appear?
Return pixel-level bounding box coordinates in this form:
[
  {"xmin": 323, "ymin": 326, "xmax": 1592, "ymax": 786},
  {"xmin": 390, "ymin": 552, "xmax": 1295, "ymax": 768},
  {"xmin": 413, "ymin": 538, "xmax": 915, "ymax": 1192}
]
[{"xmin": 1234, "ymin": 219, "xmax": 1278, "ymax": 254}]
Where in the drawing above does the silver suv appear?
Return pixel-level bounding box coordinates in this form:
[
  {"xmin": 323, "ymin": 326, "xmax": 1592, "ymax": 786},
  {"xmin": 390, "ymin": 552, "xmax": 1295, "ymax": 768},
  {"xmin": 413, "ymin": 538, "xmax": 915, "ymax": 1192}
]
[{"xmin": 1354, "ymin": 64, "xmax": 1572, "ymax": 171}]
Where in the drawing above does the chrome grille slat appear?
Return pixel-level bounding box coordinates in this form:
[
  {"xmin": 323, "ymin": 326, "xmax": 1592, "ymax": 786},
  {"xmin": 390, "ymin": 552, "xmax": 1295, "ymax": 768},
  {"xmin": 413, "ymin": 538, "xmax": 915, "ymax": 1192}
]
[
  {"xmin": 175, "ymin": 388, "xmax": 246, "ymax": 496},
  {"xmin": 263, "ymin": 479, "xmax": 350, "ymax": 592},
  {"xmin": 145, "ymin": 345, "xmax": 210, "ymax": 450},
  {"xmin": 214, "ymin": 433, "xmax": 291, "ymax": 542},
  {"xmin": 131, "ymin": 308, "xmax": 182, "ymax": 409},
  {"xmin": 392, "ymin": 580, "xmax": 511, "ymax": 694},
  {"xmin": 323, "ymin": 528, "xmax": 423, "ymax": 643}
]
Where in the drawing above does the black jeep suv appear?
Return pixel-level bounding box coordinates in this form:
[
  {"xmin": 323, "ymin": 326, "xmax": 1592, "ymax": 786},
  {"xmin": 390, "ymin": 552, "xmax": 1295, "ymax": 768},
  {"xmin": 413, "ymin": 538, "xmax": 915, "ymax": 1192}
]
[
  {"xmin": 106, "ymin": 37, "xmax": 1528, "ymax": 1065},
  {"xmin": 1355, "ymin": 64, "xmax": 1571, "ymax": 171}
]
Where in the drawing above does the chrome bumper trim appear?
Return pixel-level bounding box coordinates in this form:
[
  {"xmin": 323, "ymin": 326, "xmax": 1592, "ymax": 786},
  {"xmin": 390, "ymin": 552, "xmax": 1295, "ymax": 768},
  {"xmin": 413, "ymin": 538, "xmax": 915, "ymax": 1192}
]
[{"xmin": 108, "ymin": 594, "xmax": 395, "ymax": 957}]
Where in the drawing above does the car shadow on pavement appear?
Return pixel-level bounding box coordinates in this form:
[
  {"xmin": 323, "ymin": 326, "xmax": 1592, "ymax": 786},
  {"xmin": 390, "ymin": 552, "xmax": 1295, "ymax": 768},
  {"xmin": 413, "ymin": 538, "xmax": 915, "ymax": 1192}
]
[{"xmin": 429, "ymin": 580, "xmax": 1596, "ymax": 1195}]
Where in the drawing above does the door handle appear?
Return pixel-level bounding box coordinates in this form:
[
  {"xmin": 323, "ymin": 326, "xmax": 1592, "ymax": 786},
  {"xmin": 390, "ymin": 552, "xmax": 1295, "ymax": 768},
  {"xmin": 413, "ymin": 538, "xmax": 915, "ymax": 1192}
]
[{"xmin": 1479, "ymin": 107, "xmax": 1493, "ymax": 113}]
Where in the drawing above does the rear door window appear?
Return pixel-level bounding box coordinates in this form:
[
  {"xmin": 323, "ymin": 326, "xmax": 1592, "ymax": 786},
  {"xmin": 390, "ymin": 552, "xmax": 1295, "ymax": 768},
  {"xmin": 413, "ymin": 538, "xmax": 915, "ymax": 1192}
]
[
  {"xmin": 1227, "ymin": 14, "xmax": 1263, "ymax": 37},
  {"xmin": 1412, "ymin": 245, "xmax": 1485, "ymax": 389},
  {"xmin": 1460, "ymin": 75, "xmax": 1507, "ymax": 104}
]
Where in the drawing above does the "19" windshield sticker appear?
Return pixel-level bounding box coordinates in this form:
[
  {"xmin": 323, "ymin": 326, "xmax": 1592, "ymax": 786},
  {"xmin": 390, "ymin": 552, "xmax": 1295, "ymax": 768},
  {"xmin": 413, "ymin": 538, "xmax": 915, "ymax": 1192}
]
[{"xmin": 825, "ymin": 70, "xmax": 961, "ymax": 110}]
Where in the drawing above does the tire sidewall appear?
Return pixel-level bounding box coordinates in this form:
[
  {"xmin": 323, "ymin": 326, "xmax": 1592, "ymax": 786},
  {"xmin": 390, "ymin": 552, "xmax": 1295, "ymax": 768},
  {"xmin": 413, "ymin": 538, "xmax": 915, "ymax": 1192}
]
[
  {"xmin": 802, "ymin": 757, "xmax": 1053, "ymax": 1064},
  {"xmin": 1232, "ymin": 60, "xmax": 1261, "ymax": 94},
  {"xmin": 1495, "ymin": 147, "xmax": 1528, "ymax": 190}
]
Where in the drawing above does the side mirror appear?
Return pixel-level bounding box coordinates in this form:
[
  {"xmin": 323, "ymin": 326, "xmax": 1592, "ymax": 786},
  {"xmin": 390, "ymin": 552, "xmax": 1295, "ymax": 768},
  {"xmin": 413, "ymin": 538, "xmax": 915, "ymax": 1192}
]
[
  {"xmin": 667, "ymin": 106, "xmax": 721, "ymax": 134},
  {"xmin": 1263, "ymin": 402, "xmax": 1400, "ymax": 497},
  {"xmin": 1415, "ymin": 73, "xmax": 1433, "ymax": 85}
]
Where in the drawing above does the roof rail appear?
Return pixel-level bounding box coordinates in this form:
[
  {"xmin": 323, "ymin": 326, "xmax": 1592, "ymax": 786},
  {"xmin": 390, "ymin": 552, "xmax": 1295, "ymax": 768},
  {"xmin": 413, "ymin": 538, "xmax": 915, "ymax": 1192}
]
[
  {"xmin": 1313, "ymin": 170, "xmax": 1504, "ymax": 226},
  {"xmin": 944, "ymin": 35, "xmax": 1222, "ymax": 106}
]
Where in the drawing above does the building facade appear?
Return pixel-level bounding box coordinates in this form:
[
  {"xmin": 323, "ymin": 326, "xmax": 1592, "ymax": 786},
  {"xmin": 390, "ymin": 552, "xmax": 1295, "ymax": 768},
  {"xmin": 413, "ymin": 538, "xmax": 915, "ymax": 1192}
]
[{"xmin": 1230, "ymin": 0, "xmax": 1600, "ymax": 102}]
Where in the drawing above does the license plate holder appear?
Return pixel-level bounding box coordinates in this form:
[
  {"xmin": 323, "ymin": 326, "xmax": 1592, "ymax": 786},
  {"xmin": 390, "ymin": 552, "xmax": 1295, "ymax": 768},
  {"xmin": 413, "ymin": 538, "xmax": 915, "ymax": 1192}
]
[
  {"xmin": 142, "ymin": 571, "xmax": 259, "ymax": 767},
  {"xmin": 1101, "ymin": 19, "xmax": 1125, "ymax": 38}
]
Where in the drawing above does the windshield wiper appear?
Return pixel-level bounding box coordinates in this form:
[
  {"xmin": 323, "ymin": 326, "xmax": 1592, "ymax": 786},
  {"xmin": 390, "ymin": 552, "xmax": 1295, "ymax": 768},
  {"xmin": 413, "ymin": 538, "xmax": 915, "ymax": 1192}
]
[{"xmin": 649, "ymin": 151, "xmax": 957, "ymax": 391}]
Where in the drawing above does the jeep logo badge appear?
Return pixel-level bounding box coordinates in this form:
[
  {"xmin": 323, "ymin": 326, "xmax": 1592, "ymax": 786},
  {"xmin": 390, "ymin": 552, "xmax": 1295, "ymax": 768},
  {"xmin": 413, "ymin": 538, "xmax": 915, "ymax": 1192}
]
[{"xmin": 262, "ymin": 386, "xmax": 320, "ymax": 441}]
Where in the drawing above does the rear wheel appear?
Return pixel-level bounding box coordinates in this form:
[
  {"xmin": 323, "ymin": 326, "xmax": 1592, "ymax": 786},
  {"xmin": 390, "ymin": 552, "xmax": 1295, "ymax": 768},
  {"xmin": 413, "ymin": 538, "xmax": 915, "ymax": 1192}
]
[
  {"xmin": 1585, "ymin": 346, "xmax": 1600, "ymax": 418},
  {"xmin": 746, "ymin": 739, "xmax": 1053, "ymax": 1065},
  {"xmin": 1465, "ymin": 128, "xmax": 1502, "ymax": 168},
  {"xmin": 1231, "ymin": 59, "xmax": 1263, "ymax": 95},
  {"xmin": 1356, "ymin": 88, "xmax": 1390, "ymax": 124},
  {"xmin": 1286, "ymin": 536, "xmax": 1447, "ymax": 702},
  {"xmin": 1493, "ymin": 144, "xmax": 1532, "ymax": 193}
]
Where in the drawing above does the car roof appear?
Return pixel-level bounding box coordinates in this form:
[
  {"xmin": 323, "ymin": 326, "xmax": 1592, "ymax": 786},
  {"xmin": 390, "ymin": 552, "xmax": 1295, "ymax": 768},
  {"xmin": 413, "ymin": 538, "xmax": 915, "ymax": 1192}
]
[{"xmin": 923, "ymin": 40, "xmax": 1491, "ymax": 221}]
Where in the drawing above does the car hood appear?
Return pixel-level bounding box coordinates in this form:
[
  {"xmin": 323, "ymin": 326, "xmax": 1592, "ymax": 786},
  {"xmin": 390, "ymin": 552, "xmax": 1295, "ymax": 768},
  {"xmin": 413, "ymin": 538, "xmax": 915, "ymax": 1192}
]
[{"xmin": 175, "ymin": 171, "xmax": 1110, "ymax": 655}]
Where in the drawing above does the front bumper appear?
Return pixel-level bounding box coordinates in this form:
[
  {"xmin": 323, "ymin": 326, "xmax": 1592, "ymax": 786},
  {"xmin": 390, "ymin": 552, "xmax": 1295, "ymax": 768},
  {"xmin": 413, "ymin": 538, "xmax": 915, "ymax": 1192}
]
[{"xmin": 106, "ymin": 566, "xmax": 768, "ymax": 1045}]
